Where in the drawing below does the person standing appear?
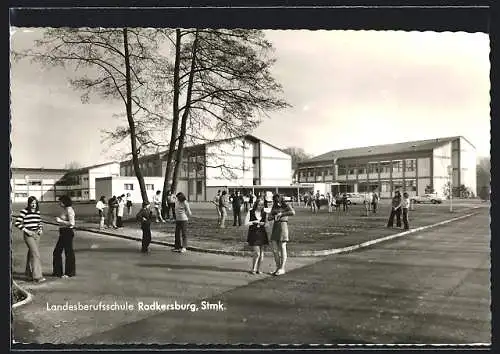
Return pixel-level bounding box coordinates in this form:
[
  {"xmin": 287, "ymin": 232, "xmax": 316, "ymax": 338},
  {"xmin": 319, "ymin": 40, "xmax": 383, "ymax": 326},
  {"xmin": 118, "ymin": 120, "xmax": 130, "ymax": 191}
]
[
  {"xmin": 342, "ymin": 193, "xmax": 349, "ymax": 212},
  {"xmin": 53, "ymin": 195, "xmax": 76, "ymax": 278},
  {"xmin": 14, "ymin": 196, "xmax": 45, "ymax": 283},
  {"xmin": 117, "ymin": 195, "xmax": 125, "ymax": 228},
  {"xmin": 219, "ymin": 190, "xmax": 230, "ymax": 228},
  {"xmin": 372, "ymin": 191, "xmax": 379, "ymax": 213},
  {"xmin": 153, "ymin": 190, "xmax": 165, "ymax": 223},
  {"xmin": 172, "ymin": 192, "xmax": 192, "ymax": 253},
  {"xmin": 212, "ymin": 190, "xmax": 222, "ymax": 225},
  {"xmin": 387, "ymin": 191, "xmax": 402, "ymax": 228},
  {"xmin": 95, "ymin": 196, "xmax": 107, "ymax": 230},
  {"xmin": 315, "ymin": 190, "xmax": 321, "ymax": 211},
  {"xmin": 402, "ymin": 192, "xmax": 410, "ymax": 230},
  {"xmin": 268, "ymin": 194, "xmax": 295, "ymax": 276},
  {"xmin": 125, "ymin": 193, "xmax": 133, "ymax": 217},
  {"xmin": 326, "ymin": 192, "xmax": 333, "ymax": 213},
  {"xmin": 231, "ymin": 190, "xmax": 244, "ymax": 227},
  {"xmin": 136, "ymin": 202, "xmax": 153, "ymax": 253},
  {"xmin": 245, "ymin": 199, "xmax": 269, "ymax": 274},
  {"xmin": 167, "ymin": 191, "xmax": 176, "ymax": 222}
]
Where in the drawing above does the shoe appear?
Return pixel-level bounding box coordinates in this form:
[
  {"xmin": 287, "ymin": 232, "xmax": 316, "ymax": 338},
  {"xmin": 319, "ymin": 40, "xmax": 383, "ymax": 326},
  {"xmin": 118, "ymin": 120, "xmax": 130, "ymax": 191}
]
[
  {"xmin": 180, "ymin": 248, "xmax": 187, "ymax": 253},
  {"xmin": 274, "ymin": 269, "xmax": 285, "ymax": 276},
  {"xmin": 171, "ymin": 248, "xmax": 180, "ymax": 252},
  {"xmin": 62, "ymin": 275, "xmax": 70, "ymax": 279},
  {"xmin": 34, "ymin": 278, "xmax": 46, "ymax": 283},
  {"xmin": 249, "ymin": 270, "xmax": 256, "ymax": 275},
  {"xmin": 256, "ymin": 270, "xmax": 262, "ymax": 275}
]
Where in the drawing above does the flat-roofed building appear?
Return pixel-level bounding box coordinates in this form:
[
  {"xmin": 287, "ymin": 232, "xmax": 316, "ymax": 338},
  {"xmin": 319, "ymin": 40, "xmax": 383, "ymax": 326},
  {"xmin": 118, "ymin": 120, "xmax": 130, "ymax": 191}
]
[{"xmin": 296, "ymin": 136, "xmax": 476, "ymax": 199}]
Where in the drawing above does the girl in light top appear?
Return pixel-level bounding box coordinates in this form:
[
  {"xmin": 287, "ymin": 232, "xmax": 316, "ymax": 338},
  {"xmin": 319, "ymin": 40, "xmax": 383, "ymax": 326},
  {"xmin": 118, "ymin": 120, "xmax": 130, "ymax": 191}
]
[
  {"xmin": 53, "ymin": 195, "xmax": 76, "ymax": 278},
  {"xmin": 268, "ymin": 194, "xmax": 295, "ymax": 276},
  {"xmin": 117, "ymin": 195, "xmax": 125, "ymax": 228},
  {"xmin": 14, "ymin": 196, "xmax": 45, "ymax": 283},
  {"xmin": 245, "ymin": 199, "xmax": 269, "ymax": 274},
  {"xmin": 153, "ymin": 190, "xmax": 165, "ymax": 223},
  {"xmin": 95, "ymin": 196, "xmax": 107, "ymax": 230},
  {"xmin": 401, "ymin": 192, "xmax": 410, "ymax": 230},
  {"xmin": 173, "ymin": 192, "xmax": 192, "ymax": 253}
]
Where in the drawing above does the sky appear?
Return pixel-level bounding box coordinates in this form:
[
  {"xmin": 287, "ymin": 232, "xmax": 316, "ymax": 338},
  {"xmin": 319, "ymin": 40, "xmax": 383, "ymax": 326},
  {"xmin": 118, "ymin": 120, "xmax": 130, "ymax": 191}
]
[{"xmin": 10, "ymin": 28, "xmax": 490, "ymax": 169}]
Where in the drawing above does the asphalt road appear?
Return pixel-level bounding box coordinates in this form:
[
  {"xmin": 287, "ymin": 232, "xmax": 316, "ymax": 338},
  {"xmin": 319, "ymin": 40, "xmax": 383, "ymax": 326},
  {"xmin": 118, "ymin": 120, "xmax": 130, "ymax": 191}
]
[
  {"xmin": 72, "ymin": 207, "xmax": 489, "ymax": 345},
  {"xmin": 12, "ymin": 205, "xmax": 490, "ymax": 345}
]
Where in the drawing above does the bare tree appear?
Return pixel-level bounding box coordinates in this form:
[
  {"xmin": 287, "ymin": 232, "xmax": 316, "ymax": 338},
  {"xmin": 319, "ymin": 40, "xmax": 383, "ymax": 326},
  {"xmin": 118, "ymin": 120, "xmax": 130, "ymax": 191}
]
[{"xmin": 12, "ymin": 28, "xmax": 170, "ymax": 203}]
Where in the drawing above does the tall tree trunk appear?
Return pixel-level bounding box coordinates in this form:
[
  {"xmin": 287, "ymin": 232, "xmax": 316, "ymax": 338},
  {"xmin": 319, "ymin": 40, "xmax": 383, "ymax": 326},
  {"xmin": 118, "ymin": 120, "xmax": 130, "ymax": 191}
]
[
  {"xmin": 161, "ymin": 29, "xmax": 182, "ymax": 214},
  {"xmin": 171, "ymin": 30, "xmax": 199, "ymax": 196},
  {"xmin": 123, "ymin": 28, "xmax": 148, "ymax": 203}
]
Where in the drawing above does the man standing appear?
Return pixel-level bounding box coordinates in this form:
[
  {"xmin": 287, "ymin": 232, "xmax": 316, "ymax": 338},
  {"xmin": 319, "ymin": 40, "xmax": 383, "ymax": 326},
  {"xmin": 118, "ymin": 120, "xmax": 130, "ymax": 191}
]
[
  {"xmin": 231, "ymin": 190, "xmax": 244, "ymax": 227},
  {"xmin": 213, "ymin": 190, "xmax": 221, "ymax": 225},
  {"xmin": 372, "ymin": 191, "xmax": 379, "ymax": 213}
]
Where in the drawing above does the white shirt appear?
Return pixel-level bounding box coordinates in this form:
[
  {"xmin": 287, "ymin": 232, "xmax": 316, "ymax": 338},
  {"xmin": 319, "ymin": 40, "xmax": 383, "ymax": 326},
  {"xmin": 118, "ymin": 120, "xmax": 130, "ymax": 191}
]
[
  {"xmin": 153, "ymin": 194, "xmax": 162, "ymax": 207},
  {"xmin": 401, "ymin": 197, "xmax": 410, "ymax": 209},
  {"xmin": 117, "ymin": 200, "xmax": 125, "ymax": 217},
  {"xmin": 96, "ymin": 201, "xmax": 105, "ymax": 211}
]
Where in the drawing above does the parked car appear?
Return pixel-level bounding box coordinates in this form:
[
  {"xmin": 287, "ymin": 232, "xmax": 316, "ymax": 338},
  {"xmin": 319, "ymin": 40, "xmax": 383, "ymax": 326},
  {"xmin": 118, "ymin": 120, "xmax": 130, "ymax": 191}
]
[
  {"xmin": 410, "ymin": 194, "xmax": 444, "ymax": 204},
  {"xmin": 335, "ymin": 193, "xmax": 368, "ymax": 205}
]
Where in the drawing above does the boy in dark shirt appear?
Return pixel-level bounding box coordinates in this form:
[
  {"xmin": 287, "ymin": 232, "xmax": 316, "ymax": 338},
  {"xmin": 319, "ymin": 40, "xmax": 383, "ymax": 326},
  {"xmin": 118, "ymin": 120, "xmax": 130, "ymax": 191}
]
[{"xmin": 136, "ymin": 202, "xmax": 153, "ymax": 253}]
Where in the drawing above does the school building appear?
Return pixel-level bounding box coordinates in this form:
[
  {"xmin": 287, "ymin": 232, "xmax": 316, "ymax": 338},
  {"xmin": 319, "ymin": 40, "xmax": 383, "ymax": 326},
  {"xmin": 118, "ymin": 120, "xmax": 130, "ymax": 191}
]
[
  {"xmin": 296, "ymin": 136, "xmax": 477, "ymax": 199},
  {"xmin": 118, "ymin": 134, "xmax": 293, "ymax": 202}
]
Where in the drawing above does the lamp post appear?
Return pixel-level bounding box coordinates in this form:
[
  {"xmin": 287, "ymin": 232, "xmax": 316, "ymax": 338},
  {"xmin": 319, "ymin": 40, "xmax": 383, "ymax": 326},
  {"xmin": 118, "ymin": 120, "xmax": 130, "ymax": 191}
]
[{"xmin": 447, "ymin": 165, "xmax": 453, "ymax": 213}]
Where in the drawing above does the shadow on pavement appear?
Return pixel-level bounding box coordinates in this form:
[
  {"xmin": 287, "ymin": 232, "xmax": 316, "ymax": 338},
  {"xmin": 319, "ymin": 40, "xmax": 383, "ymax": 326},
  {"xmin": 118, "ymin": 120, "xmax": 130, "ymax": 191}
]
[{"xmin": 136, "ymin": 263, "xmax": 247, "ymax": 274}]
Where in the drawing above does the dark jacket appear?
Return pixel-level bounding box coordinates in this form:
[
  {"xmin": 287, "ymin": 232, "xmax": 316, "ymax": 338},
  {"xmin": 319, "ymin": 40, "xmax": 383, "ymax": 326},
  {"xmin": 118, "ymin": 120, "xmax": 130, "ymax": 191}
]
[
  {"xmin": 136, "ymin": 208, "xmax": 153, "ymax": 228},
  {"xmin": 231, "ymin": 194, "xmax": 244, "ymax": 209}
]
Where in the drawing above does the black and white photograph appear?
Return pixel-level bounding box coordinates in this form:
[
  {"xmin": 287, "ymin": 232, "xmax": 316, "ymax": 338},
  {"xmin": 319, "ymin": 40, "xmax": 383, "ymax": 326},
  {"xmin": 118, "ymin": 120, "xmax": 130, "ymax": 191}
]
[{"xmin": 9, "ymin": 7, "xmax": 491, "ymax": 346}]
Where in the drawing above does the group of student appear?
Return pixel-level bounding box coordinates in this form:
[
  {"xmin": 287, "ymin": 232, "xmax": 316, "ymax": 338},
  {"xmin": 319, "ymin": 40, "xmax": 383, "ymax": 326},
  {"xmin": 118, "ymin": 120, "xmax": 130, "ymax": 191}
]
[
  {"xmin": 14, "ymin": 195, "xmax": 77, "ymax": 283},
  {"xmin": 212, "ymin": 190, "xmax": 262, "ymax": 229},
  {"xmin": 95, "ymin": 193, "xmax": 133, "ymax": 230}
]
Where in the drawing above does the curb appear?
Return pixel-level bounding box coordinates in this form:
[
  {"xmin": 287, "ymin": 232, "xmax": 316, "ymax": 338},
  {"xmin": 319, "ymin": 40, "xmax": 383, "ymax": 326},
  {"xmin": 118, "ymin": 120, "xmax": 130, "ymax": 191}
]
[
  {"xmin": 12, "ymin": 280, "xmax": 33, "ymax": 309},
  {"xmin": 41, "ymin": 208, "xmax": 480, "ymax": 258}
]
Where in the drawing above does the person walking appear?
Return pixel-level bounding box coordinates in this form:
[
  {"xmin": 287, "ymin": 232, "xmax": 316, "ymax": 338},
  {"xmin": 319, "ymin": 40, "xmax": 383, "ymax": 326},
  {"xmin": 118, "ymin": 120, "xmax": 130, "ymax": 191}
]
[
  {"xmin": 372, "ymin": 191, "xmax": 379, "ymax": 213},
  {"xmin": 14, "ymin": 196, "xmax": 45, "ymax": 283},
  {"xmin": 268, "ymin": 194, "xmax": 295, "ymax": 276},
  {"xmin": 125, "ymin": 193, "xmax": 133, "ymax": 217},
  {"xmin": 52, "ymin": 195, "xmax": 76, "ymax": 278},
  {"xmin": 95, "ymin": 196, "xmax": 107, "ymax": 230},
  {"xmin": 172, "ymin": 192, "xmax": 192, "ymax": 253},
  {"xmin": 153, "ymin": 190, "xmax": 165, "ymax": 223},
  {"xmin": 219, "ymin": 190, "xmax": 230, "ymax": 228},
  {"xmin": 167, "ymin": 190, "xmax": 176, "ymax": 222},
  {"xmin": 117, "ymin": 195, "xmax": 125, "ymax": 228},
  {"xmin": 387, "ymin": 191, "xmax": 403, "ymax": 228},
  {"xmin": 231, "ymin": 190, "xmax": 244, "ymax": 227},
  {"xmin": 136, "ymin": 201, "xmax": 153, "ymax": 253},
  {"xmin": 402, "ymin": 192, "xmax": 410, "ymax": 230},
  {"xmin": 212, "ymin": 190, "xmax": 222, "ymax": 225},
  {"xmin": 245, "ymin": 199, "xmax": 269, "ymax": 274}
]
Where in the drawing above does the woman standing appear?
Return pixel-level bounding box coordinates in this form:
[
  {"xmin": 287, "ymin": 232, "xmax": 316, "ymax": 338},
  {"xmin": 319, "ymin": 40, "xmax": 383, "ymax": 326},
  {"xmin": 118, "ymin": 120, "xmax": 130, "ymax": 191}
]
[
  {"xmin": 153, "ymin": 190, "xmax": 165, "ymax": 223},
  {"xmin": 245, "ymin": 199, "xmax": 269, "ymax": 274},
  {"xmin": 95, "ymin": 196, "xmax": 107, "ymax": 230},
  {"xmin": 125, "ymin": 193, "xmax": 133, "ymax": 217},
  {"xmin": 268, "ymin": 194, "xmax": 295, "ymax": 276},
  {"xmin": 167, "ymin": 191, "xmax": 176, "ymax": 222},
  {"xmin": 117, "ymin": 195, "xmax": 125, "ymax": 228},
  {"xmin": 219, "ymin": 190, "xmax": 229, "ymax": 229},
  {"xmin": 173, "ymin": 192, "xmax": 192, "ymax": 253},
  {"xmin": 14, "ymin": 196, "xmax": 45, "ymax": 283},
  {"xmin": 53, "ymin": 195, "xmax": 76, "ymax": 278},
  {"xmin": 387, "ymin": 191, "xmax": 402, "ymax": 228}
]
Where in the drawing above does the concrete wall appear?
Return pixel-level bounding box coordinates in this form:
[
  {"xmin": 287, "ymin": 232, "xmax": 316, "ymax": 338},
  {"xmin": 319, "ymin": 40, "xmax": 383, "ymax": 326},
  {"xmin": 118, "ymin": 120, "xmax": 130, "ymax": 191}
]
[
  {"xmin": 88, "ymin": 163, "xmax": 121, "ymax": 200},
  {"xmin": 259, "ymin": 142, "xmax": 292, "ymax": 186},
  {"xmin": 459, "ymin": 137, "xmax": 477, "ymax": 195},
  {"xmin": 11, "ymin": 170, "xmax": 68, "ymax": 202},
  {"xmin": 433, "ymin": 142, "xmax": 452, "ymax": 180},
  {"xmin": 96, "ymin": 176, "xmax": 165, "ymax": 204}
]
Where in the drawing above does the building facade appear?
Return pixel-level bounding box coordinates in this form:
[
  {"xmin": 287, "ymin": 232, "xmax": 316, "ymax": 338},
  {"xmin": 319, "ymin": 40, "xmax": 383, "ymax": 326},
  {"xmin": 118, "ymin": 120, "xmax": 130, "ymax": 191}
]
[
  {"xmin": 120, "ymin": 135, "xmax": 293, "ymax": 202},
  {"xmin": 296, "ymin": 136, "xmax": 476, "ymax": 199}
]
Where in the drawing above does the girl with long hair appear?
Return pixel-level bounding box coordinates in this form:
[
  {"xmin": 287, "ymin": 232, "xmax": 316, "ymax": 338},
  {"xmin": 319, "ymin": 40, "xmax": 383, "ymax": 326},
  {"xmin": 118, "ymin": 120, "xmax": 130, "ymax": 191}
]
[
  {"xmin": 53, "ymin": 195, "xmax": 76, "ymax": 278},
  {"xmin": 245, "ymin": 199, "xmax": 269, "ymax": 274},
  {"xmin": 268, "ymin": 194, "xmax": 295, "ymax": 276}
]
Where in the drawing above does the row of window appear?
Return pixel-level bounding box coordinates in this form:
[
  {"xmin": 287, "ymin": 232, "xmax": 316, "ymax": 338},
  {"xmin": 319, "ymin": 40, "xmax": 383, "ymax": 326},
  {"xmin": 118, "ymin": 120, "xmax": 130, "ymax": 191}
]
[
  {"xmin": 124, "ymin": 183, "xmax": 155, "ymax": 191},
  {"xmin": 300, "ymin": 159, "xmax": 417, "ymax": 178}
]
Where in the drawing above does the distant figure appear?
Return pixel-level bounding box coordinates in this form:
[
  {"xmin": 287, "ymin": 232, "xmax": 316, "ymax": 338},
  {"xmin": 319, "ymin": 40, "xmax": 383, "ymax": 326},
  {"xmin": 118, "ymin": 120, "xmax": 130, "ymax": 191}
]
[
  {"xmin": 245, "ymin": 199, "xmax": 269, "ymax": 274},
  {"xmin": 212, "ymin": 190, "xmax": 222, "ymax": 225},
  {"xmin": 95, "ymin": 196, "xmax": 107, "ymax": 230},
  {"xmin": 342, "ymin": 193, "xmax": 349, "ymax": 212},
  {"xmin": 243, "ymin": 193, "xmax": 250, "ymax": 213},
  {"xmin": 268, "ymin": 194, "xmax": 295, "ymax": 276},
  {"xmin": 172, "ymin": 192, "xmax": 192, "ymax": 253},
  {"xmin": 387, "ymin": 191, "xmax": 402, "ymax": 228},
  {"xmin": 117, "ymin": 195, "xmax": 125, "ymax": 228},
  {"xmin": 14, "ymin": 196, "xmax": 45, "ymax": 283},
  {"xmin": 326, "ymin": 192, "xmax": 333, "ymax": 213},
  {"xmin": 153, "ymin": 190, "xmax": 165, "ymax": 223},
  {"xmin": 231, "ymin": 190, "xmax": 244, "ymax": 227},
  {"xmin": 402, "ymin": 192, "xmax": 410, "ymax": 230},
  {"xmin": 167, "ymin": 190, "xmax": 176, "ymax": 222},
  {"xmin": 315, "ymin": 190, "xmax": 321, "ymax": 210},
  {"xmin": 371, "ymin": 191, "xmax": 379, "ymax": 213},
  {"xmin": 136, "ymin": 201, "xmax": 153, "ymax": 253},
  {"xmin": 125, "ymin": 193, "xmax": 133, "ymax": 217},
  {"xmin": 219, "ymin": 190, "xmax": 230, "ymax": 229},
  {"xmin": 303, "ymin": 193, "xmax": 309, "ymax": 209},
  {"xmin": 53, "ymin": 195, "xmax": 76, "ymax": 278}
]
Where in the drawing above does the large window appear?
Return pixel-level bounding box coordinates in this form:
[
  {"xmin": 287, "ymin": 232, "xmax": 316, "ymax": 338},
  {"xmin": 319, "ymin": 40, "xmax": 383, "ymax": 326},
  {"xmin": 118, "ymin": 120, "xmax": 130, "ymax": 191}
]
[
  {"xmin": 28, "ymin": 181, "xmax": 42, "ymax": 186},
  {"xmin": 338, "ymin": 164, "xmax": 347, "ymax": 175},
  {"xmin": 368, "ymin": 162, "xmax": 378, "ymax": 174},
  {"xmin": 146, "ymin": 184, "xmax": 154, "ymax": 190},
  {"xmin": 348, "ymin": 165, "xmax": 356, "ymax": 175},
  {"xmin": 124, "ymin": 184, "xmax": 134, "ymax": 190},
  {"xmin": 379, "ymin": 161, "xmax": 391, "ymax": 173},
  {"xmin": 358, "ymin": 165, "xmax": 366, "ymax": 174},
  {"xmin": 392, "ymin": 160, "xmax": 402, "ymax": 173},
  {"xmin": 308, "ymin": 169, "xmax": 314, "ymax": 177},
  {"xmin": 196, "ymin": 180, "xmax": 203, "ymax": 194},
  {"xmin": 380, "ymin": 180, "xmax": 391, "ymax": 192},
  {"xmin": 404, "ymin": 179, "xmax": 417, "ymax": 191},
  {"xmin": 392, "ymin": 179, "xmax": 404, "ymax": 192},
  {"xmin": 15, "ymin": 193, "xmax": 28, "ymax": 198},
  {"xmin": 405, "ymin": 159, "xmax": 416, "ymax": 172}
]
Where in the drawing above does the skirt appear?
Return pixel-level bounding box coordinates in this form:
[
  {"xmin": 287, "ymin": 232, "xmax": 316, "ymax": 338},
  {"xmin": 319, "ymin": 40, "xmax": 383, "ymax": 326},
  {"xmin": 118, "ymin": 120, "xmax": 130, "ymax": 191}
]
[
  {"xmin": 270, "ymin": 221, "xmax": 289, "ymax": 242},
  {"xmin": 247, "ymin": 226, "xmax": 269, "ymax": 246}
]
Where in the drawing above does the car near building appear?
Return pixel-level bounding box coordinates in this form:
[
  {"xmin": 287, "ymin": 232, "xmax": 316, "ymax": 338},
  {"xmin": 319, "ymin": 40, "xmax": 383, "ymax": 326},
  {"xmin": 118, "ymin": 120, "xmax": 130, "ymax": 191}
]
[
  {"xmin": 335, "ymin": 193, "xmax": 368, "ymax": 205},
  {"xmin": 411, "ymin": 193, "xmax": 444, "ymax": 204}
]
